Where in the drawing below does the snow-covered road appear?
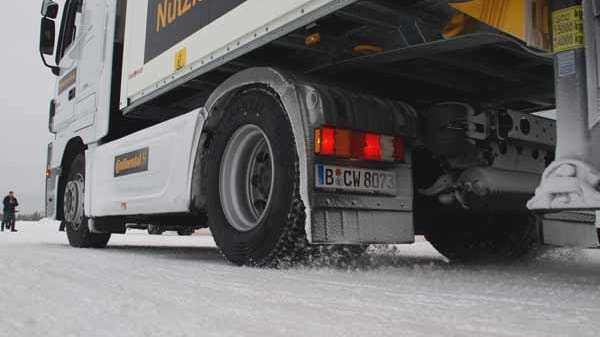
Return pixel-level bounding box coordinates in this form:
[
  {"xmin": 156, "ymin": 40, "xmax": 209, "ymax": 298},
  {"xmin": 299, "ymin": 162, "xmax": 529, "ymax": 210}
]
[{"xmin": 0, "ymin": 220, "xmax": 599, "ymax": 337}]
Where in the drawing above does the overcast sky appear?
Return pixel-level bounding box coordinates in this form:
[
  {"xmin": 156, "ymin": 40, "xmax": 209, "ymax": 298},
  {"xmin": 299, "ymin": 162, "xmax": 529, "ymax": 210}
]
[{"xmin": 0, "ymin": 2, "xmax": 54, "ymax": 213}]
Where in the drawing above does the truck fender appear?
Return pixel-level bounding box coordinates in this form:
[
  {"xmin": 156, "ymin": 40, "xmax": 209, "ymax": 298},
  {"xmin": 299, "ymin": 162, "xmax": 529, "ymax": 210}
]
[
  {"xmin": 52, "ymin": 137, "xmax": 86, "ymax": 221},
  {"xmin": 193, "ymin": 67, "xmax": 315, "ymax": 239}
]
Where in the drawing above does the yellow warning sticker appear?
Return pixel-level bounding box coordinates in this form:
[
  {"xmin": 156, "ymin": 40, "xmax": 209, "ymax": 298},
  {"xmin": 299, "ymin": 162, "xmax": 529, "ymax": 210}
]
[
  {"xmin": 553, "ymin": 6, "xmax": 584, "ymax": 52},
  {"xmin": 174, "ymin": 48, "xmax": 187, "ymax": 72}
]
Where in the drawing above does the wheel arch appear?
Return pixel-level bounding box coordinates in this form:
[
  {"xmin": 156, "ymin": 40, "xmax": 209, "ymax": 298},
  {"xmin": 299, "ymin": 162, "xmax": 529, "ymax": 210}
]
[
  {"xmin": 189, "ymin": 67, "xmax": 315, "ymax": 239},
  {"xmin": 56, "ymin": 137, "xmax": 87, "ymax": 221}
]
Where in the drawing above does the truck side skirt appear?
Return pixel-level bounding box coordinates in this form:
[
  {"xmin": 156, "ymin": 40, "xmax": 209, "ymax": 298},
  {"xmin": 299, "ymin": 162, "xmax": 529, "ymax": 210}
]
[{"xmin": 88, "ymin": 109, "xmax": 205, "ymax": 217}]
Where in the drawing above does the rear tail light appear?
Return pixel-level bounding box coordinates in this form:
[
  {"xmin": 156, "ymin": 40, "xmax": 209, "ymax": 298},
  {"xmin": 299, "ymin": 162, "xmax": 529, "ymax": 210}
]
[
  {"xmin": 315, "ymin": 127, "xmax": 335, "ymax": 155},
  {"xmin": 393, "ymin": 136, "xmax": 405, "ymax": 162},
  {"xmin": 314, "ymin": 127, "xmax": 405, "ymax": 162},
  {"xmin": 361, "ymin": 133, "xmax": 382, "ymax": 160}
]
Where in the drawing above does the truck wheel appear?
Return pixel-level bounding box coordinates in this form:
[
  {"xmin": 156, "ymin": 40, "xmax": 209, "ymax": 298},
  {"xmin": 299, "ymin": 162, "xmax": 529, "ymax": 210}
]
[
  {"xmin": 147, "ymin": 224, "xmax": 164, "ymax": 235},
  {"xmin": 63, "ymin": 154, "xmax": 111, "ymax": 248},
  {"xmin": 206, "ymin": 88, "xmax": 307, "ymax": 267},
  {"xmin": 425, "ymin": 212, "xmax": 540, "ymax": 262},
  {"xmin": 177, "ymin": 227, "xmax": 194, "ymax": 236}
]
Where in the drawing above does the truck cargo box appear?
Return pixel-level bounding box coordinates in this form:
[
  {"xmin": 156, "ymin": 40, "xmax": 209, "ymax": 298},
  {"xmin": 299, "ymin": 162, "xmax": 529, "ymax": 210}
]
[{"xmin": 119, "ymin": 0, "xmax": 356, "ymax": 112}]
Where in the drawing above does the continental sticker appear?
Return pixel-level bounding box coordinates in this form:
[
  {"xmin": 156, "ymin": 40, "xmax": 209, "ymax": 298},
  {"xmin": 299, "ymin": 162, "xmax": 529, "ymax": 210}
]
[
  {"xmin": 114, "ymin": 147, "xmax": 149, "ymax": 177},
  {"xmin": 553, "ymin": 6, "xmax": 584, "ymax": 52},
  {"xmin": 145, "ymin": 0, "xmax": 247, "ymax": 63}
]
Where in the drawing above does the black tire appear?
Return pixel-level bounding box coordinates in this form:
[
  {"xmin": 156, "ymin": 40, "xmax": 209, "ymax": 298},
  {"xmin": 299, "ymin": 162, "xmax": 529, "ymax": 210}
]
[
  {"xmin": 63, "ymin": 154, "xmax": 111, "ymax": 248},
  {"xmin": 206, "ymin": 88, "xmax": 307, "ymax": 267},
  {"xmin": 177, "ymin": 227, "xmax": 194, "ymax": 236},
  {"xmin": 147, "ymin": 224, "xmax": 164, "ymax": 235},
  {"xmin": 425, "ymin": 211, "xmax": 540, "ymax": 262}
]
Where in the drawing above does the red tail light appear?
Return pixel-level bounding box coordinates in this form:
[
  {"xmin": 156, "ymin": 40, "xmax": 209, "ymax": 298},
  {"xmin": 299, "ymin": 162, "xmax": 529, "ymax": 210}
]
[
  {"xmin": 314, "ymin": 127, "xmax": 405, "ymax": 162},
  {"xmin": 394, "ymin": 136, "xmax": 405, "ymax": 162},
  {"xmin": 361, "ymin": 133, "xmax": 382, "ymax": 160},
  {"xmin": 319, "ymin": 127, "xmax": 335, "ymax": 155}
]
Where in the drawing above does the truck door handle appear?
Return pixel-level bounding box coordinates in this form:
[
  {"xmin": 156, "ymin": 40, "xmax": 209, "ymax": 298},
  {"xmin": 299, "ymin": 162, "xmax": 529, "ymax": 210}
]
[{"xmin": 68, "ymin": 88, "xmax": 76, "ymax": 101}]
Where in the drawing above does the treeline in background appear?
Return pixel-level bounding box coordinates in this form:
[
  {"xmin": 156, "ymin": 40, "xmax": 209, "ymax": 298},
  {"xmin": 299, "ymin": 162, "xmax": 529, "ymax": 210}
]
[{"xmin": 0, "ymin": 212, "xmax": 45, "ymax": 221}]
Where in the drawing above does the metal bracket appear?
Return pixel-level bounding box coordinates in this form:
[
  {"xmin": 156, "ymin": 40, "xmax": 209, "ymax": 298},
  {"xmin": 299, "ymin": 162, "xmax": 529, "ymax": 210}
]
[
  {"xmin": 465, "ymin": 105, "xmax": 489, "ymax": 140},
  {"xmin": 496, "ymin": 110, "xmax": 556, "ymax": 148},
  {"xmin": 528, "ymin": 159, "xmax": 600, "ymax": 210}
]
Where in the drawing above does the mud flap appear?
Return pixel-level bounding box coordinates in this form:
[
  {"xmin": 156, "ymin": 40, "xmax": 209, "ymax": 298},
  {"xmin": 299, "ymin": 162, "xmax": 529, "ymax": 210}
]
[{"xmin": 542, "ymin": 212, "xmax": 599, "ymax": 247}]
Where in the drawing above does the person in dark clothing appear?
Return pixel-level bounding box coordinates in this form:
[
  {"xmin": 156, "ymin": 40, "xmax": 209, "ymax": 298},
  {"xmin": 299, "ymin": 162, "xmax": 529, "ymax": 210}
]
[{"xmin": 2, "ymin": 191, "xmax": 18, "ymax": 232}]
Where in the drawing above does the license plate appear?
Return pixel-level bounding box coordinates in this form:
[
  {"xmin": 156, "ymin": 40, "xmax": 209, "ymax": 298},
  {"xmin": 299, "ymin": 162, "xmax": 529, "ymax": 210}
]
[{"xmin": 315, "ymin": 164, "xmax": 396, "ymax": 195}]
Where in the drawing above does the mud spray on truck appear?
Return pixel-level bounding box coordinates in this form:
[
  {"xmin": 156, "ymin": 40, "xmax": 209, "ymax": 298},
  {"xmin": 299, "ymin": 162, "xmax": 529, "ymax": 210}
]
[{"xmin": 39, "ymin": 0, "xmax": 599, "ymax": 266}]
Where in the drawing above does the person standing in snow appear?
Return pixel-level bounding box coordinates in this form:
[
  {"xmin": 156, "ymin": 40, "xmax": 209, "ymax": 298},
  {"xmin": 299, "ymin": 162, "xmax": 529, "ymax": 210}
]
[{"xmin": 2, "ymin": 191, "xmax": 19, "ymax": 232}]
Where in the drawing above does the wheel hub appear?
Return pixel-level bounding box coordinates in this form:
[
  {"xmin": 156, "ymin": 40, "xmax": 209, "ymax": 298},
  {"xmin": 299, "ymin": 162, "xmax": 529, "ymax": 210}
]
[
  {"xmin": 63, "ymin": 174, "xmax": 85, "ymax": 229},
  {"xmin": 220, "ymin": 124, "xmax": 275, "ymax": 232}
]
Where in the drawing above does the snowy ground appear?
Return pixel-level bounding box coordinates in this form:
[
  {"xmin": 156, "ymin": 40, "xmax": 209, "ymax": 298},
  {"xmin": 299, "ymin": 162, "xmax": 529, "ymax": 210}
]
[{"xmin": 0, "ymin": 220, "xmax": 599, "ymax": 337}]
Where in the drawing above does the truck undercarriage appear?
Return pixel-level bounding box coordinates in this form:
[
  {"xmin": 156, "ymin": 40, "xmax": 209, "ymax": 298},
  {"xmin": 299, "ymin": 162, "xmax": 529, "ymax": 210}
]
[{"xmin": 127, "ymin": 1, "xmax": 555, "ymax": 120}]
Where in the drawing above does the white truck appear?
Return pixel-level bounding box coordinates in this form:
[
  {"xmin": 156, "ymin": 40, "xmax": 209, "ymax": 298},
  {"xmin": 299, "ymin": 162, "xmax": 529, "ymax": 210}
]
[{"xmin": 40, "ymin": 0, "xmax": 599, "ymax": 266}]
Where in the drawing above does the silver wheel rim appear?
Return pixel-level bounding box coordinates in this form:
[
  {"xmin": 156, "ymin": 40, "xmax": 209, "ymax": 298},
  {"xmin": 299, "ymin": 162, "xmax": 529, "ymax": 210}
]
[
  {"xmin": 220, "ymin": 124, "xmax": 275, "ymax": 232},
  {"xmin": 64, "ymin": 173, "xmax": 84, "ymax": 230}
]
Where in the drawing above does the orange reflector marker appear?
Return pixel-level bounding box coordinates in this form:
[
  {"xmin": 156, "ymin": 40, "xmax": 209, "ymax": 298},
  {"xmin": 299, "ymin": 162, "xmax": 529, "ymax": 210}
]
[
  {"xmin": 353, "ymin": 44, "xmax": 383, "ymax": 55},
  {"xmin": 45, "ymin": 168, "xmax": 51, "ymax": 178},
  {"xmin": 305, "ymin": 32, "xmax": 322, "ymax": 46},
  {"xmin": 314, "ymin": 128, "xmax": 322, "ymax": 154}
]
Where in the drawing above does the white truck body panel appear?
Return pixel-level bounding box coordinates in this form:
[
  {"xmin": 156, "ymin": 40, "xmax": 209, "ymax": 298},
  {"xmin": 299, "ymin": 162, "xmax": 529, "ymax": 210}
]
[
  {"xmin": 88, "ymin": 109, "xmax": 204, "ymax": 216},
  {"xmin": 119, "ymin": 0, "xmax": 357, "ymax": 110}
]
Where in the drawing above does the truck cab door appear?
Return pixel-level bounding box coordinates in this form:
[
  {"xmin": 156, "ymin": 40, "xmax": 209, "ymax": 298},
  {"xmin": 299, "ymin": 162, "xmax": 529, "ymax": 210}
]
[
  {"xmin": 53, "ymin": 0, "xmax": 115, "ymax": 140},
  {"xmin": 53, "ymin": 0, "xmax": 82, "ymax": 133},
  {"xmin": 73, "ymin": 0, "xmax": 111, "ymax": 134}
]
